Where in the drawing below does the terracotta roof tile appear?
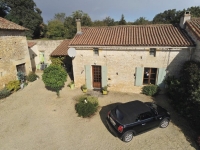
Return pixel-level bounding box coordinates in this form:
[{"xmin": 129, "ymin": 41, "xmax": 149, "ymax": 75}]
[
  {"xmin": 70, "ymin": 25, "xmax": 194, "ymax": 47},
  {"xmin": 27, "ymin": 42, "xmax": 36, "ymax": 48},
  {"xmin": 186, "ymin": 18, "xmax": 200, "ymax": 40},
  {"xmin": 0, "ymin": 17, "xmax": 28, "ymax": 30},
  {"xmin": 51, "ymin": 40, "xmax": 71, "ymax": 56}
]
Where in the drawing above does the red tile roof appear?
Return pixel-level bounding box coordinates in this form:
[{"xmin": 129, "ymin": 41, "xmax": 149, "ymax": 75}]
[
  {"xmin": 28, "ymin": 42, "xmax": 36, "ymax": 48},
  {"xmin": 0, "ymin": 17, "xmax": 28, "ymax": 30},
  {"xmin": 51, "ymin": 40, "xmax": 71, "ymax": 56},
  {"xmin": 70, "ymin": 24, "xmax": 194, "ymax": 47},
  {"xmin": 186, "ymin": 18, "xmax": 200, "ymax": 40}
]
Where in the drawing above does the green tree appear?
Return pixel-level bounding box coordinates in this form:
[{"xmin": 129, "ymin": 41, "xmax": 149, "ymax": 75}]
[
  {"xmin": 133, "ymin": 17, "xmax": 151, "ymax": 25},
  {"xmin": 187, "ymin": 6, "xmax": 200, "ymax": 17},
  {"xmin": 46, "ymin": 20, "xmax": 66, "ymax": 39},
  {"xmin": 54, "ymin": 13, "xmax": 66, "ymax": 23},
  {"xmin": 118, "ymin": 14, "xmax": 126, "ymax": 25},
  {"xmin": 103, "ymin": 16, "xmax": 115, "ymax": 26},
  {"xmin": 64, "ymin": 10, "xmax": 92, "ymax": 39},
  {"xmin": 1, "ymin": 0, "xmax": 43, "ymax": 38},
  {"xmin": 42, "ymin": 65, "xmax": 67, "ymax": 97},
  {"xmin": 93, "ymin": 20, "xmax": 105, "ymax": 26}
]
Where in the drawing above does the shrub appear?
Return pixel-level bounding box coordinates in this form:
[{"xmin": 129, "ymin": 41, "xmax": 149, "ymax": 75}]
[
  {"xmin": 102, "ymin": 86, "xmax": 107, "ymax": 91},
  {"xmin": 17, "ymin": 71, "xmax": 25, "ymax": 82},
  {"xmin": 81, "ymin": 84, "xmax": 87, "ymax": 90},
  {"xmin": 26, "ymin": 72, "xmax": 39, "ymax": 82},
  {"xmin": 142, "ymin": 85, "xmax": 159, "ymax": 96},
  {"xmin": 6, "ymin": 80, "xmax": 20, "ymax": 92},
  {"xmin": 0, "ymin": 88, "xmax": 11, "ymax": 99},
  {"xmin": 75, "ymin": 95, "xmax": 98, "ymax": 118},
  {"xmin": 42, "ymin": 65, "xmax": 67, "ymax": 96}
]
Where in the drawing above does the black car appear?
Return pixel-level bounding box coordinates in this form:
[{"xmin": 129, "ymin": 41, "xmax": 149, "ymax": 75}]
[{"xmin": 106, "ymin": 100, "xmax": 170, "ymax": 142}]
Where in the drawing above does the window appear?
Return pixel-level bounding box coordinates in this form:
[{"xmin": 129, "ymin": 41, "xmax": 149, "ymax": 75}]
[
  {"xmin": 149, "ymin": 48, "xmax": 156, "ymax": 57},
  {"xmin": 138, "ymin": 112, "xmax": 153, "ymax": 120},
  {"xmin": 93, "ymin": 48, "xmax": 99, "ymax": 56},
  {"xmin": 143, "ymin": 68, "xmax": 157, "ymax": 85},
  {"xmin": 16, "ymin": 63, "xmax": 26, "ymax": 73}
]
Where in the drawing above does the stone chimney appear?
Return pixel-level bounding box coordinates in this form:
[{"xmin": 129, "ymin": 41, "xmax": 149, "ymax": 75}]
[
  {"xmin": 76, "ymin": 18, "xmax": 81, "ymax": 34},
  {"xmin": 179, "ymin": 11, "xmax": 191, "ymax": 29}
]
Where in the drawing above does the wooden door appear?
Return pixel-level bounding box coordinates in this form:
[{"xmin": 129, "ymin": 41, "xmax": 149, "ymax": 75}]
[{"xmin": 92, "ymin": 66, "xmax": 101, "ymax": 88}]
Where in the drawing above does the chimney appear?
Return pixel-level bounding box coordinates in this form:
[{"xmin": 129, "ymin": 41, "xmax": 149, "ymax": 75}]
[
  {"xmin": 76, "ymin": 18, "xmax": 81, "ymax": 34},
  {"xmin": 179, "ymin": 11, "xmax": 191, "ymax": 29}
]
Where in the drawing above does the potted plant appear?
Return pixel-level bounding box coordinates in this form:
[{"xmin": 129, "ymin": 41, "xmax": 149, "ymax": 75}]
[
  {"xmin": 102, "ymin": 86, "xmax": 108, "ymax": 95},
  {"xmin": 81, "ymin": 84, "xmax": 87, "ymax": 93},
  {"xmin": 69, "ymin": 81, "xmax": 75, "ymax": 89}
]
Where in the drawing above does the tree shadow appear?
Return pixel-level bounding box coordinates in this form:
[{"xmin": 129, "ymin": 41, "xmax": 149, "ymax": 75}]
[
  {"xmin": 152, "ymin": 94, "xmax": 199, "ymax": 149},
  {"xmin": 99, "ymin": 102, "xmax": 122, "ymax": 137}
]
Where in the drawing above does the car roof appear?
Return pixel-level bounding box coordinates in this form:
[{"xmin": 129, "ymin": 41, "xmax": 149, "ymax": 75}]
[{"xmin": 116, "ymin": 100, "xmax": 151, "ymax": 124}]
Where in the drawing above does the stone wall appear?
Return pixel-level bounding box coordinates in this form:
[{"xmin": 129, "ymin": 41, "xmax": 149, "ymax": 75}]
[
  {"xmin": 185, "ymin": 26, "xmax": 200, "ymax": 61},
  {"xmin": 0, "ymin": 30, "xmax": 32, "ymax": 89},
  {"xmin": 28, "ymin": 40, "xmax": 63, "ymax": 70},
  {"xmin": 73, "ymin": 47, "xmax": 192, "ymax": 93}
]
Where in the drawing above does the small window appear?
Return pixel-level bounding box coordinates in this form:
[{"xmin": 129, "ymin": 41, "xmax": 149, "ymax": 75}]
[
  {"xmin": 143, "ymin": 68, "xmax": 157, "ymax": 85},
  {"xmin": 93, "ymin": 48, "xmax": 99, "ymax": 56},
  {"xmin": 138, "ymin": 112, "xmax": 153, "ymax": 120},
  {"xmin": 150, "ymin": 48, "xmax": 156, "ymax": 57}
]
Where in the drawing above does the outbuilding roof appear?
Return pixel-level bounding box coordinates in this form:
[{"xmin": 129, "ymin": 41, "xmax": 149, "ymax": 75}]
[
  {"xmin": 0, "ymin": 17, "xmax": 28, "ymax": 30},
  {"xmin": 186, "ymin": 18, "xmax": 200, "ymax": 40},
  {"xmin": 51, "ymin": 39, "xmax": 71, "ymax": 56},
  {"xmin": 70, "ymin": 24, "xmax": 194, "ymax": 47}
]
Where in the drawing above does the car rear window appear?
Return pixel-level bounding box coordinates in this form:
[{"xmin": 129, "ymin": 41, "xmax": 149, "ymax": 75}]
[{"xmin": 115, "ymin": 109, "xmax": 124, "ymax": 120}]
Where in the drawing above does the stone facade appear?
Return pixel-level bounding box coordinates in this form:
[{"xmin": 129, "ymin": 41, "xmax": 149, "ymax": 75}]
[
  {"xmin": 0, "ymin": 30, "xmax": 32, "ymax": 88},
  {"xmin": 73, "ymin": 46, "xmax": 193, "ymax": 93},
  {"xmin": 28, "ymin": 40, "xmax": 63, "ymax": 70}
]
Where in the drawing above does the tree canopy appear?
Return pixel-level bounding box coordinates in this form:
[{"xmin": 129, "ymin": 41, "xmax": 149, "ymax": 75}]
[
  {"xmin": 0, "ymin": 0, "xmax": 43, "ymax": 38},
  {"xmin": 118, "ymin": 14, "xmax": 126, "ymax": 25}
]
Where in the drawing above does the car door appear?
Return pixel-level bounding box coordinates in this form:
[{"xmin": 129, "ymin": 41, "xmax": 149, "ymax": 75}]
[{"xmin": 134, "ymin": 112, "xmax": 156, "ymax": 134}]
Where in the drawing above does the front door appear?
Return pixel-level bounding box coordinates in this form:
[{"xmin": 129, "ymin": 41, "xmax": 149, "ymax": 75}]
[{"xmin": 92, "ymin": 66, "xmax": 101, "ymax": 88}]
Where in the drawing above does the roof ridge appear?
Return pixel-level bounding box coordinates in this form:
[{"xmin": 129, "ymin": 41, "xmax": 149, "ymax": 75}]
[{"xmin": 0, "ymin": 17, "xmax": 28, "ymax": 30}]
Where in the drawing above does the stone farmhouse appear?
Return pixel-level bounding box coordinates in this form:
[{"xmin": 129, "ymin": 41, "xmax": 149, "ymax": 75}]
[
  {"xmin": 67, "ymin": 12, "xmax": 196, "ymax": 93},
  {"xmin": 0, "ymin": 17, "xmax": 32, "ymax": 88}
]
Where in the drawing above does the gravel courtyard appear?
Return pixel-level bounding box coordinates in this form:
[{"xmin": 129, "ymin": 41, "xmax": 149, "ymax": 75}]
[{"xmin": 0, "ymin": 76, "xmax": 199, "ymax": 150}]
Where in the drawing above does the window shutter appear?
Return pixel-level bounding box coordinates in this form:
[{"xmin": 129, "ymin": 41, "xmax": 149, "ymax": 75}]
[
  {"xmin": 85, "ymin": 65, "xmax": 91, "ymax": 89},
  {"xmin": 135, "ymin": 67, "xmax": 143, "ymax": 86},
  {"xmin": 101, "ymin": 66, "xmax": 107, "ymax": 87},
  {"xmin": 157, "ymin": 68, "xmax": 166, "ymax": 88}
]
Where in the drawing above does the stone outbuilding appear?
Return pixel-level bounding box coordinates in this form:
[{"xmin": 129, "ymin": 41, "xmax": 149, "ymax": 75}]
[
  {"xmin": 69, "ymin": 17, "xmax": 195, "ymax": 93},
  {"xmin": 0, "ymin": 17, "xmax": 32, "ymax": 88}
]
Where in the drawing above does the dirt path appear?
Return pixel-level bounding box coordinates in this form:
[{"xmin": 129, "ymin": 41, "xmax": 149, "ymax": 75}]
[{"xmin": 0, "ymin": 76, "xmax": 198, "ymax": 150}]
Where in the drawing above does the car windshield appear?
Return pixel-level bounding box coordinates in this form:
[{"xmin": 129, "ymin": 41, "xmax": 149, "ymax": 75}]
[
  {"xmin": 146, "ymin": 103, "xmax": 158, "ymax": 115},
  {"xmin": 115, "ymin": 109, "xmax": 124, "ymax": 120}
]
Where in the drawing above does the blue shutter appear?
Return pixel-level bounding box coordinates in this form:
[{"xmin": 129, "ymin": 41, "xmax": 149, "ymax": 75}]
[
  {"xmin": 85, "ymin": 65, "xmax": 91, "ymax": 89},
  {"xmin": 157, "ymin": 68, "xmax": 166, "ymax": 88},
  {"xmin": 101, "ymin": 66, "xmax": 107, "ymax": 87},
  {"xmin": 135, "ymin": 67, "xmax": 143, "ymax": 86}
]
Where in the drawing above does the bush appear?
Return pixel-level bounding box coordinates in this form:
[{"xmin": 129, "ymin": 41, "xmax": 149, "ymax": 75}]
[
  {"xmin": 75, "ymin": 95, "xmax": 98, "ymax": 118},
  {"xmin": 17, "ymin": 71, "xmax": 25, "ymax": 82},
  {"xmin": 102, "ymin": 86, "xmax": 107, "ymax": 91},
  {"xmin": 142, "ymin": 85, "xmax": 159, "ymax": 96},
  {"xmin": 26, "ymin": 72, "xmax": 39, "ymax": 82},
  {"xmin": 81, "ymin": 84, "xmax": 87, "ymax": 90},
  {"xmin": 6, "ymin": 80, "xmax": 20, "ymax": 92},
  {"xmin": 0, "ymin": 88, "xmax": 11, "ymax": 99}
]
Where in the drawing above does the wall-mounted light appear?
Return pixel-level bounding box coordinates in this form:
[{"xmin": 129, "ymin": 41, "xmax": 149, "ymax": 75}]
[
  {"xmin": 81, "ymin": 70, "xmax": 84, "ymax": 74},
  {"xmin": 116, "ymin": 72, "xmax": 118, "ymax": 75},
  {"xmin": 140, "ymin": 56, "xmax": 142, "ymax": 59}
]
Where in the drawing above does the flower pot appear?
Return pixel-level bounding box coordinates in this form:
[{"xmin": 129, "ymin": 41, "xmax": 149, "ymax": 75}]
[
  {"xmin": 102, "ymin": 90, "xmax": 107, "ymax": 95},
  {"xmin": 70, "ymin": 84, "xmax": 74, "ymax": 89},
  {"xmin": 82, "ymin": 89, "xmax": 87, "ymax": 93}
]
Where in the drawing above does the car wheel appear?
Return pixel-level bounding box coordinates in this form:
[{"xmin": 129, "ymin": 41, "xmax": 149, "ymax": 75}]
[
  {"xmin": 122, "ymin": 131, "xmax": 133, "ymax": 142},
  {"xmin": 160, "ymin": 118, "xmax": 169, "ymax": 128}
]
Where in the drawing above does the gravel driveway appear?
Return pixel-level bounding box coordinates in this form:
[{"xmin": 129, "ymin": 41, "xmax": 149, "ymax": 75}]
[{"xmin": 0, "ymin": 75, "xmax": 198, "ymax": 150}]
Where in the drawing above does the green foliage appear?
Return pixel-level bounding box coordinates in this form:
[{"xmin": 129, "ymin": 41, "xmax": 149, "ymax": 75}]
[
  {"xmin": 0, "ymin": 88, "xmax": 11, "ymax": 99},
  {"xmin": 142, "ymin": 85, "xmax": 159, "ymax": 96},
  {"xmin": 42, "ymin": 65, "xmax": 67, "ymax": 96},
  {"xmin": 50, "ymin": 56, "xmax": 65, "ymax": 66},
  {"xmin": 1, "ymin": 0, "xmax": 43, "ymax": 38},
  {"xmin": 26, "ymin": 72, "xmax": 39, "ymax": 82},
  {"xmin": 6, "ymin": 80, "xmax": 20, "ymax": 92},
  {"xmin": 75, "ymin": 95, "xmax": 98, "ymax": 117},
  {"xmin": 46, "ymin": 20, "xmax": 66, "ymax": 39},
  {"xmin": 81, "ymin": 84, "xmax": 87, "ymax": 90},
  {"xmin": 103, "ymin": 16, "xmax": 115, "ymax": 26},
  {"xmin": 118, "ymin": 14, "xmax": 126, "ymax": 25},
  {"xmin": 133, "ymin": 17, "xmax": 151, "ymax": 25},
  {"xmin": 165, "ymin": 61, "xmax": 200, "ymax": 134},
  {"xmin": 102, "ymin": 86, "xmax": 107, "ymax": 91},
  {"xmin": 17, "ymin": 71, "xmax": 25, "ymax": 82}
]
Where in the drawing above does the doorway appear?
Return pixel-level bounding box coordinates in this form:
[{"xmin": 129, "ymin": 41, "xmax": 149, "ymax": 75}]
[{"xmin": 92, "ymin": 66, "xmax": 101, "ymax": 88}]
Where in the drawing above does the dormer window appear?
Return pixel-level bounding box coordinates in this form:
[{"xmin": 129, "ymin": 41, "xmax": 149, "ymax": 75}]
[
  {"xmin": 93, "ymin": 48, "xmax": 99, "ymax": 56},
  {"xmin": 150, "ymin": 48, "xmax": 156, "ymax": 57}
]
